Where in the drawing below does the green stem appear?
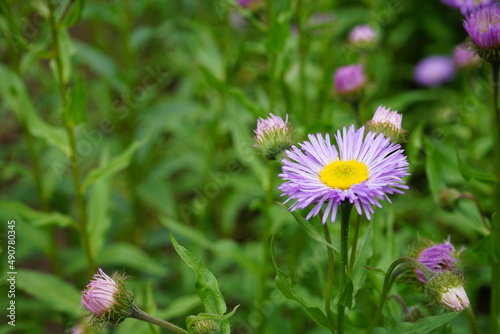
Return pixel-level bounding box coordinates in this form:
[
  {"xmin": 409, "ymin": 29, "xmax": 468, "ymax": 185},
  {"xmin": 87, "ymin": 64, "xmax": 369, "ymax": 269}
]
[
  {"xmin": 266, "ymin": 0, "xmax": 276, "ymax": 113},
  {"xmin": 256, "ymin": 163, "xmax": 275, "ymax": 334},
  {"xmin": 490, "ymin": 60, "xmax": 500, "ymax": 334},
  {"xmin": 337, "ymin": 202, "xmax": 353, "ymax": 334},
  {"xmin": 348, "ymin": 214, "xmax": 362, "ymax": 275},
  {"xmin": 366, "ymin": 257, "xmax": 436, "ymax": 334},
  {"xmin": 48, "ymin": 0, "xmax": 95, "ymax": 275},
  {"xmin": 322, "ymin": 222, "xmax": 336, "ymax": 334},
  {"xmin": 130, "ymin": 305, "xmax": 189, "ymax": 334},
  {"xmin": 466, "ymin": 306, "xmax": 479, "ymax": 334}
]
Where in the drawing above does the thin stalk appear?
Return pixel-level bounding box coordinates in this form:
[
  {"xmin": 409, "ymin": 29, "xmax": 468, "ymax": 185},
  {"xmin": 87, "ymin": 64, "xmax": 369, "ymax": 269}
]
[
  {"xmin": 48, "ymin": 0, "xmax": 95, "ymax": 275},
  {"xmin": 130, "ymin": 305, "xmax": 189, "ymax": 334},
  {"xmin": 366, "ymin": 257, "xmax": 436, "ymax": 334},
  {"xmin": 466, "ymin": 306, "xmax": 479, "ymax": 334},
  {"xmin": 337, "ymin": 202, "xmax": 353, "ymax": 334},
  {"xmin": 266, "ymin": 0, "xmax": 276, "ymax": 113},
  {"xmin": 256, "ymin": 163, "xmax": 275, "ymax": 334},
  {"xmin": 21, "ymin": 121, "xmax": 61, "ymax": 275},
  {"xmin": 348, "ymin": 214, "xmax": 362, "ymax": 275},
  {"xmin": 490, "ymin": 60, "xmax": 500, "ymax": 334},
  {"xmin": 322, "ymin": 222, "xmax": 336, "ymax": 334}
]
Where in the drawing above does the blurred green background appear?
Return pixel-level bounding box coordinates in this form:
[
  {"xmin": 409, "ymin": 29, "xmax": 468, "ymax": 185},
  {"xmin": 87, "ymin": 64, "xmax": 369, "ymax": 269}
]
[{"xmin": 0, "ymin": 0, "xmax": 495, "ymax": 333}]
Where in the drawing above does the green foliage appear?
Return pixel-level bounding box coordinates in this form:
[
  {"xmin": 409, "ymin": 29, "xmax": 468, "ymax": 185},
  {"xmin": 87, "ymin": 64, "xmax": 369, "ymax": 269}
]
[{"xmin": 0, "ymin": 0, "xmax": 495, "ymax": 333}]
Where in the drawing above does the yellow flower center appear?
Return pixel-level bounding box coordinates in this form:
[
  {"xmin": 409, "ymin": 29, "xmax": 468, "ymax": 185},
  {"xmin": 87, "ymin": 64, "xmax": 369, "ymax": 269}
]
[{"xmin": 319, "ymin": 160, "xmax": 369, "ymax": 190}]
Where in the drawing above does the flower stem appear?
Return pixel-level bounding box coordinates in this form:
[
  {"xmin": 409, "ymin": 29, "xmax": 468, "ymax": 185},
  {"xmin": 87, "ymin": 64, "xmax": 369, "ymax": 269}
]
[
  {"xmin": 366, "ymin": 257, "xmax": 436, "ymax": 334},
  {"xmin": 48, "ymin": 0, "xmax": 95, "ymax": 275},
  {"xmin": 337, "ymin": 202, "xmax": 353, "ymax": 334},
  {"xmin": 348, "ymin": 214, "xmax": 362, "ymax": 275},
  {"xmin": 130, "ymin": 305, "xmax": 189, "ymax": 334},
  {"xmin": 466, "ymin": 306, "xmax": 479, "ymax": 334},
  {"xmin": 256, "ymin": 162, "xmax": 275, "ymax": 334},
  {"xmin": 322, "ymin": 222, "xmax": 335, "ymax": 334},
  {"xmin": 490, "ymin": 60, "xmax": 500, "ymax": 334}
]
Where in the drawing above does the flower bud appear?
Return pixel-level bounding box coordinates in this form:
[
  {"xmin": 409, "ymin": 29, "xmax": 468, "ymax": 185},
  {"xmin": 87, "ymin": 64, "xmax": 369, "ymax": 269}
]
[
  {"xmin": 412, "ymin": 237, "xmax": 461, "ymax": 284},
  {"xmin": 453, "ymin": 43, "xmax": 481, "ymax": 69},
  {"xmin": 364, "ymin": 106, "xmax": 406, "ymax": 143},
  {"xmin": 253, "ymin": 113, "xmax": 293, "ymax": 161},
  {"xmin": 438, "ymin": 188, "xmax": 461, "ymax": 211},
  {"xmin": 348, "ymin": 24, "xmax": 377, "ymax": 49},
  {"xmin": 81, "ymin": 268, "xmax": 134, "ymax": 327},
  {"xmin": 334, "ymin": 64, "xmax": 366, "ymax": 101},
  {"xmin": 191, "ymin": 319, "xmax": 220, "ymax": 334},
  {"xmin": 425, "ymin": 271, "xmax": 470, "ymax": 312}
]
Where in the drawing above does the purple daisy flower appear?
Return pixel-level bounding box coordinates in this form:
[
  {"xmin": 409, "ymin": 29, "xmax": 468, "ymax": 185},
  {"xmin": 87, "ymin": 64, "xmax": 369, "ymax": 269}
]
[
  {"xmin": 464, "ymin": 4, "xmax": 500, "ymax": 59},
  {"xmin": 414, "ymin": 55, "xmax": 455, "ymax": 86},
  {"xmin": 278, "ymin": 125, "xmax": 409, "ymax": 224},
  {"xmin": 334, "ymin": 64, "xmax": 366, "ymax": 95},
  {"xmin": 415, "ymin": 237, "xmax": 460, "ymax": 284},
  {"xmin": 442, "ymin": 0, "xmax": 492, "ymax": 14}
]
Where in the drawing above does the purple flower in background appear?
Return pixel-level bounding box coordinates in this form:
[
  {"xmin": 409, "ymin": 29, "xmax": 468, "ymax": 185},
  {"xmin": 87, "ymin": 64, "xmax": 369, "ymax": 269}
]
[
  {"xmin": 453, "ymin": 43, "xmax": 481, "ymax": 68},
  {"xmin": 414, "ymin": 56, "xmax": 455, "ymax": 86},
  {"xmin": 464, "ymin": 4, "xmax": 500, "ymax": 60},
  {"xmin": 348, "ymin": 24, "xmax": 377, "ymax": 48},
  {"xmin": 238, "ymin": 0, "xmax": 252, "ymax": 8},
  {"xmin": 334, "ymin": 64, "xmax": 366, "ymax": 95},
  {"xmin": 442, "ymin": 0, "xmax": 492, "ymax": 14},
  {"xmin": 278, "ymin": 125, "xmax": 409, "ymax": 223},
  {"xmin": 415, "ymin": 237, "xmax": 460, "ymax": 284}
]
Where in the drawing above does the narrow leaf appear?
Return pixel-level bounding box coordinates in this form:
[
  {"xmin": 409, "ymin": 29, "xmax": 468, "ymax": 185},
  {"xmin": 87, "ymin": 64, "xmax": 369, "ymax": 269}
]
[
  {"xmin": 82, "ymin": 140, "xmax": 143, "ymax": 190},
  {"xmin": 277, "ymin": 203, "xmax": 339, "ymax": 255},
  {"xmin": 0, "ymin": 200, "xmax": 77, "ymax": 228},
  {"xmin": 170, "ymin": 234, "xmax": 231, "ymax": 334},
  {"xmin": 16, "ymin": 269, "xmax": 81, "ymax": 317},
  {"xmin": 455, "ymin": 147, "xmax": 496, "ymax": 182},
  {"xmin": 270, "ymin": 237, "xmax": 331, "ymax": 329},
  {"xmin": 372, "ymin": 312, "xmax": 458, "ymax": 334},
  {"xmin": 63, "ymin": 74, "xmax": 87, "ymax": 125}
]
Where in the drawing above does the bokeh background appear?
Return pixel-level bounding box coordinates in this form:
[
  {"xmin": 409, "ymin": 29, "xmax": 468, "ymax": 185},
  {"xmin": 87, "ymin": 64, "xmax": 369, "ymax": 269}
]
[{"xmin": 0, "ymin": 0, "xmax": 495, "ymax": 333}]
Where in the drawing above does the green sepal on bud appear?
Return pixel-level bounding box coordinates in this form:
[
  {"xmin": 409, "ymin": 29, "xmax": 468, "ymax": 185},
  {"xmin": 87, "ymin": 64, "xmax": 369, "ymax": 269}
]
[
  {"xmin": 425, "ymin": 271, "xmax": 470, "ymax": 312},
  {"xmin": 364, "ymin": 106, "xmax": 407, "ymax": 144},
  {"xmin": 253, "ymin": 113, "xmax": 294, "ymax": 161}
]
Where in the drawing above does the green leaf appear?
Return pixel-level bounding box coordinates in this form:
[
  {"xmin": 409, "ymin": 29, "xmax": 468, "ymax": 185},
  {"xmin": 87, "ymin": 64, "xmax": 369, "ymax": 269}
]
[
  {"xmin": 372, "ymin": 312, "xmax": 459, "ymax": 334},
  {"xmin": 455, "ymin": 147, "xmax": 496, "ymax": 182},
  {"xmin": 0, "ymin": 65, "xmax": 70, "ymax": 155},
  {"xmin": 270, "ymin": 237, "xmax": 330, "ymax": 329},
  {"xmin": 186, "ymin": 305, "xmax": 240, "ymax": 334},
  {"xmin": 60, "ymin": 0, "xmax": 84, "ymax": 28},
  {"xmin": 63, "ymin": 74, "xmax": 87, "ymax": 125},
  {"xmin": 49, "ymin": 28, "xmax": 74, "ymax": 85},
  {"xmin": 351, "ymin": 223, "xmax": 373, "ymax": 305},
  {"xmin": 278, "ymin": 203, "xmax": 339, "ymax": 255},
  {"xmin": 170, "ymin": 234, "xmax": 230, "ymax": 334},
  {"xmin": 86, "ymin": 147, "xmax": 111, "ymax": 258},
  {"xmin": 0, "ymin": 200, "xmax": 77, "ymax": 228},
  {"xmin": 335, "ymin": 271, "xmax": 353, "ymax": 309},
  {"xmin": 99, "ymin": 243, "xmax": 168, "ymax": 276},
  {"xmin": 82, "ymin": 139, "xmax": 144, "ymax": 190},
  {"xmin": 16, "ymin": 269, "xmax": 81, "ymax": 318}
]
